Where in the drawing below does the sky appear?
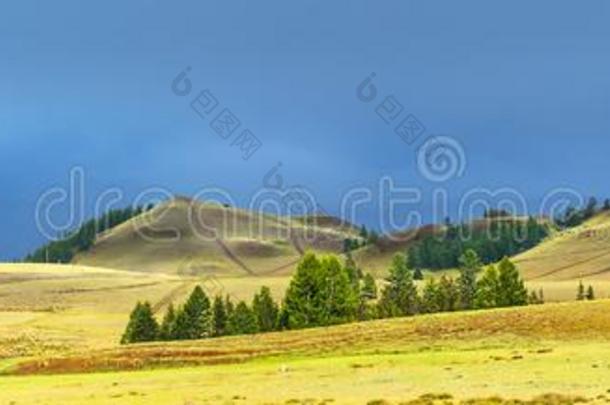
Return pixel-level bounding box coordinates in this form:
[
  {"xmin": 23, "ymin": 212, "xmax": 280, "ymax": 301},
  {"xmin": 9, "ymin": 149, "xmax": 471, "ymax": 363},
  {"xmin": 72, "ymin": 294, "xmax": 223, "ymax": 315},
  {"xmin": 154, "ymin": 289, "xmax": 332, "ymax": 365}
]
[{"xmin": 1, "ymin": 0, "xmax": 610, "ymax": 260}]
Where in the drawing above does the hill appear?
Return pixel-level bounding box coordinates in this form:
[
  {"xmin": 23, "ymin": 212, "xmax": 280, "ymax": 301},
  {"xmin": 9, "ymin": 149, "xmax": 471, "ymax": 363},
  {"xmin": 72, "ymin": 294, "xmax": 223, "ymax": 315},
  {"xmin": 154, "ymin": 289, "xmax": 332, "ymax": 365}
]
[
  {"xmin": 72, "ymin": 197, "xmax": 361, "ymax": 276},
  {"xmin": 514, "ymin": 211, "xmax": 610, "ymax": 281}
]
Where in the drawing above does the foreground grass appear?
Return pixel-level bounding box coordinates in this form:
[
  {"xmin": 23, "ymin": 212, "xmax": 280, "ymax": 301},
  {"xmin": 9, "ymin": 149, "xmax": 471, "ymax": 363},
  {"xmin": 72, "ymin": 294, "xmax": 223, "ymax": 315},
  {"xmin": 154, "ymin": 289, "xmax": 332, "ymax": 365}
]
[
  {"xmin": 2, "ymin": 301, "xmax": 610, "ymax": 403},
  {"xmin": 1, "ymin": 340, "xmax": 610, "ymax": 404}
]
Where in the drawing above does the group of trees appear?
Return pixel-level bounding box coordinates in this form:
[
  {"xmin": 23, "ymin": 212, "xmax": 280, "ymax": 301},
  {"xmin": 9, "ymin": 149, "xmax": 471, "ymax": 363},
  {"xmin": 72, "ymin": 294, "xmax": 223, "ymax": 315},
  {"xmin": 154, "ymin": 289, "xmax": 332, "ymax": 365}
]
[
  {"xmin": 122, "ymin": 249, "xmax": 536, "ymax": 344},
  {"xmin": 379, "ymin": 250, "xmax": 531, "ymax": 318},
  {"xmin": 122, "ymin": 254, "xmax": 380, "ymax": 344},
  {"xmin": 557, "ymin": 197, "xmax": 610, "ymax": 228},
  {"xmin": 343, "ymin": 226, "xmax": 380, "ymax": 253},
  {"xmin": 25, "ymin": 205, "xmax": 153, "ymax": 264},
  {"xmin": 407, "ymin": 217, "xmax": 549, "ymax": 270},
  {"xmin": 577, "ymin": 281, "xmax": 596, "ymax": 301}
]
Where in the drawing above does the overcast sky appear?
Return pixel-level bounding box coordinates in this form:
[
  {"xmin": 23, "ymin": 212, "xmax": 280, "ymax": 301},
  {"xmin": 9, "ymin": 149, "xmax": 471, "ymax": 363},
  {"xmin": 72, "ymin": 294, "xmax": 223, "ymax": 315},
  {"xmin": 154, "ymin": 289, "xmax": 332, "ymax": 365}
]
[{"xmin": 2, "ymin": 0, "xmax": 610, "ymax": 259}]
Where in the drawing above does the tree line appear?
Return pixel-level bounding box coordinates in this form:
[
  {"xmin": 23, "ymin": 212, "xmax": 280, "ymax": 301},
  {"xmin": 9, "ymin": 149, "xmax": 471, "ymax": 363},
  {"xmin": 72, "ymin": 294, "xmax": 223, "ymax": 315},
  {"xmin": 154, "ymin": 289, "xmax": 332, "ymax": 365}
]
[
  {"xmin": 407, "ymin": 217, "xmax": 549, "ymax": 270},
  {"xmin": 121, "ymin": 249, "xmax": 539, "ymax": 344},
  {"xmin": 556, "ymin": 197, "xmax": 610, "ymax": 228},
  {"xmin": 24, "ymin": 205, "xmax": 153, "ymax": 264}
]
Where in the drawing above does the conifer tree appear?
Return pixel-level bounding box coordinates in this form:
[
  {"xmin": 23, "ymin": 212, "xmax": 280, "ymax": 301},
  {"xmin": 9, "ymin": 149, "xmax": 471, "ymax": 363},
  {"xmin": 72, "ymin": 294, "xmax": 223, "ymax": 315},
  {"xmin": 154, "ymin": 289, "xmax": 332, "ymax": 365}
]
[
  {"xmin": 121, "ymin": 301, "xmax": 159, "ymax": 344},
  {"xmin": 378, "ymin": 254, "xmax": 418, "ymax": 317},
  {"xmin": 586, "ymin": 285, "xmax": 595, "ymax": 301},
  {"xmin": 252, "ymin": 286, "xmax": 279, "ymax": 332},
  {"xmin": 212, "ymin": 295, "xmax": 228, "ymax": 337},
  {"xmin": 421, "ymin": 278, "xmax": 441, "ymax": 313},
  {"xmin": 323, "ymin": 255, "xmax": 359, "ymax": 324},
  {"xmin": 228, "ymin": 301, "xmax": 258, "ymax": 335},
  {"xmin": 577, "ymin": 280, "xmax": 586, "ymax": 301},
  {"xmin": 277, "ymin": 302, "xmax": 290, "ymax": 331},
  {"xmin": 497, "ymin": 257, "xmax": 528, "ymax": 307},
  {"xmin": 458, "ymin": 249, "xmax": 481, "ymax": 310},
  {"xmin": 174, "ymin": 285, "xmax": 211, "ymax": 339},
  {"xmin": 438, "ymin": 275, "xmax": 459, "ymax": 312},
  {"xmin": 474, "ymin": 265, "xmax": 500, "ymax": 309},
  {"xmin": 284, "ymin": 252, "xmax": 328, "ymax": 329},
  {"xmin": 361, "ymin": 273, "xmax": 378, "ymax": 300},
  {"xmin": 158, "ymin": 303, "xmax": 177, "ymax": 341}
]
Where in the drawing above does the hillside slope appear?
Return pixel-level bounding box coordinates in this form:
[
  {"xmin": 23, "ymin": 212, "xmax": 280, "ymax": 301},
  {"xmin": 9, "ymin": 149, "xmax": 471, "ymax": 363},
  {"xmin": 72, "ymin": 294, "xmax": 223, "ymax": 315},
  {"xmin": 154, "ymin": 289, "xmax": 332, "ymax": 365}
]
[
  {"xmin": 9, "ymin": 298, "xmax": 610, "ymax": 375},
  {"xmin": 73, "ymin": 197, "xmax": 360, "ymax": 276},
  {"xmin": 514, "ymin": 211, "xmax": 610, "ymax": 281}
]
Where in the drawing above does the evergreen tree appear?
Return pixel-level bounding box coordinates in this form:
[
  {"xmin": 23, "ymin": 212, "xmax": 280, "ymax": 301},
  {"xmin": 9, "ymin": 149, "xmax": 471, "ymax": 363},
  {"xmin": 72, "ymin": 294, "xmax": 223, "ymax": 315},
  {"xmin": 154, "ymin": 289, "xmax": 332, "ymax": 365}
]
[
  {"xmin": 277, "ymin": 302, "xmax": 290, "ymax": 331},
  {"xmin": 361, "ymin": 273, "xmax": 378, "ymax": 300},
  {"xmin": 577, "ymin": 280, "xmax": 586, "ymax": 301},
  {"xmin": 121, "ymin": 301, "xmax": 159, "ymax": 344},
  {"xmin": 438, "ymin": 275, "xmax": 459, "ymax": 312},
  {"xmin": 458, "ymin": 249, "xmax": 481, "ymax": 310},
  {"xmin": 228, "ymin": 301, "xmax": 259, "ymax": 335},
  {"xmin": 283, "ymin": 252, "xmax": 328, "ymax": 329},
  {"xmin": 158, "ymin": 303, "xmax": 177, "ymax": 341},
  {"xmin": 474, "ymin": 265, "xmax": 500, "ymax": 309},
  {"xmin": 497, "ymin": 257, "xmax": 528, "ymax": 307},
  {"xmin": 421, "ymin": 278, "xmax": 441, "ymax": 314},
  {"xmin": 174, "ymin": 286, "xmax": 211, "ymax": 339},
  {"xmin": 378, "ymin": 254, "xmax": 418, "ymax": 317},
  {"xmin": 212, "ymin": 295, "xmax": 228, "ymax": 337},
  {"xmin": 252, "ymin": 286, "xmax": 279, "ymax": 332},
  {"xmin": 323, "ymin": 255, "xmax": 359, "ymax": 324},
  {"xmin": 586, "ymin": 285, "xmax": 595, "ymax": 301}
]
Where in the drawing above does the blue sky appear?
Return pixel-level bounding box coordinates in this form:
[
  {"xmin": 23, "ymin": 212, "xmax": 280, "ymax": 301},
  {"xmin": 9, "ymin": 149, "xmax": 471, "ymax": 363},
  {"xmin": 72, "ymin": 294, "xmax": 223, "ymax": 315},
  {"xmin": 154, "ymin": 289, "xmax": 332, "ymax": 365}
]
[{"xmin": 1, "ymin": 0, "xmax": 610, "ymax": 259}]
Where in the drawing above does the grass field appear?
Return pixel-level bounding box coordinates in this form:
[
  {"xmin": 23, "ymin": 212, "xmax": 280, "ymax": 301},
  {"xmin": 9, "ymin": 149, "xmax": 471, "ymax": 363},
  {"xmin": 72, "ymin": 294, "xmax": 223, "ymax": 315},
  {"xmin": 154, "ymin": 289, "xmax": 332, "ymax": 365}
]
[
  {"xmin": 7, "ymin": 211, "xmax": 610, "ymax": 403},
  {"xmin": 3, "ymin": 300, "xmax": 610, "ymax": 404}
]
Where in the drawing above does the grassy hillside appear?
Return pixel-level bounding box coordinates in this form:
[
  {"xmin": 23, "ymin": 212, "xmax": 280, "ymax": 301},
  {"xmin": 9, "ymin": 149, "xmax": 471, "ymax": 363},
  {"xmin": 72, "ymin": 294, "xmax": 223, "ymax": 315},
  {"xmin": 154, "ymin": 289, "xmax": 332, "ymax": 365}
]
[
  {"xmin": 72, "ymin": 197, "xmax": 360, "ymax": 276},
  {"xmin": 0, "ymin": 263, "xmax": 291, "ymax": 360},
  {"xmin": 514, "ymin": 211, "xmax": 610, "ymax": 281}
]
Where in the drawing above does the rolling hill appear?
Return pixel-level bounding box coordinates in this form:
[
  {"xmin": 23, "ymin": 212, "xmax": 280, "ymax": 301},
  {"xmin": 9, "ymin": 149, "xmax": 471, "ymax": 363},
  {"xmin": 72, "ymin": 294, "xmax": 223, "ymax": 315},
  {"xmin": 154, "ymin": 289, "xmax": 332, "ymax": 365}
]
[
  {"xmin": 72, "ymin": 197, "xmax": 361, "ymax": 276},
  {"xmin": 514, "ymin": 211, "xmax": 610, "ymax": 281}
]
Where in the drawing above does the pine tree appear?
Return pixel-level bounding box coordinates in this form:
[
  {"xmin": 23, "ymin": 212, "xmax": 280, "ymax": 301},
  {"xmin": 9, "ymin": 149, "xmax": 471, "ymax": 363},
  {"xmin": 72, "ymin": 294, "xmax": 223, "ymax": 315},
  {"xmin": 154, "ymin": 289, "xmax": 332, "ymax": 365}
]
[
  {"xmin": 577, "ymin": 280, "xmax": 586, "ymax": 301},
  {"xmin": 474, "ymin": 265, "xmax": 500, "ymax": 309},
  {"xmin": 228, "ymin": 301, "xmax": 258, "ymax": 335},
  {"xmin": 458, "ymin": 249, "xmax": 481, "ymax": 310},
  {"xmin": 277, "ymin": 302, "xmax": 290, "ymax": 330},
  {"xmin": 284, "ymin": 252, "xmax": 328, "ymax": 329},
  {"xmin": 323, "ymin": 255, "xmax": 359, "ymax": 324},
  {"xmin": 174, "ymin": 285, "xmax": 211, "ymax": 340},
  {"xmin": 361, "ymin": 273, "xmax": 377, "ymax": 300},
  {"xmin": 121, "ymin": 301, "xmax": 159, "ymax": 344},
  {"xmin": 212, "ymin": 295, "xmax": 228, "ymax": 337},
  {"xmin": 252, "ymin": 286, "xmax": 279, "ymax": 332},
  {"xmin": 438, "ymin": 275, "xmax": 459, "ymax": 312},
  {"xmin": 158, "ymin": 303, "xmax": 177, "ymax": 341},
  {"xmin": 378, "ymin": 254, "xmax": 418, "ymax": 317},
  {"xmin": 497, "ymin": 257, "xmax": 528, "ymax": 307},
  {"xmin": 421, "ymin": 278, "xmax": 441, "ymax": 314},
  {"xmin": 586, "ymin": 285, "xmax": 595, "ymax": 301}
]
